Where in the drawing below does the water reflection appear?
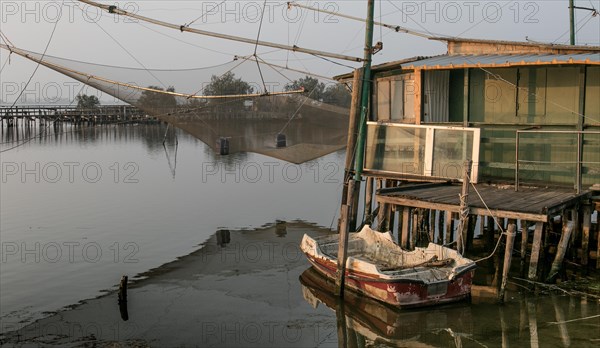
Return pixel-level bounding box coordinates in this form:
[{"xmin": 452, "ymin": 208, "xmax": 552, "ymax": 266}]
[{"xmin": 299, "ymin": 267, "xmax": 600, "ymax": 347}]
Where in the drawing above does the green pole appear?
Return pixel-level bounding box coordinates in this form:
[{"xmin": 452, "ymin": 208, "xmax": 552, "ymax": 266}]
[
  {"xmin": 570, "ymin": 0, "xmax": 576, "ymax": 45},
  {"xmin": 354, "ymin": 0, "xmax": 375, "ymax": 181}
]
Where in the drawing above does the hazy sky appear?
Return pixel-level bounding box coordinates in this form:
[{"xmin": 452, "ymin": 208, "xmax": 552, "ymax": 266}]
[{"xmin": 1, "ymin": 0, "xmax": 599, "ymax": 104}]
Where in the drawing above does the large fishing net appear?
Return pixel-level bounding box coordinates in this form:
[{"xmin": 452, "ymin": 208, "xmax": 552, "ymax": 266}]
[{"xmin": 0, "ymin": 42, "xmax": 351, "ymax": 163}]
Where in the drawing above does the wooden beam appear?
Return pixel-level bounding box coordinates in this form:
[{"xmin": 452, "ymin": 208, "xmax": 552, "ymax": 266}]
[
  {"xmin": 335, "ymin": 204, "xmax": 350, "ymax": 297},
  {"xmin": 528, "ymin": 222, "xmax": 544, "ymax": 281},
  {"xmin": 414, "ymin": 69, "xmax": 422, "ymax": 124},
  {"xmin": 499, "ymin": 221, "xmax": 517, "ymax": 303},
  {"xmin": 377, "ymin": 195, "xmax": 549, "ymax": 222}
]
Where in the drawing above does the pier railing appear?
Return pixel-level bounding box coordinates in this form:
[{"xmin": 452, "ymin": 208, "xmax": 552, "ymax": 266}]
[{"xmin": 515, "ymin": 129, "xmax": 600, "ymax": 193}]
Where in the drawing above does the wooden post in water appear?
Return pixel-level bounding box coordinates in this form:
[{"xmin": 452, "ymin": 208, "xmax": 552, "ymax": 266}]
[
  {"xmin": 401, "ymin": 207, "xmax": 411, "ymax": 248},
  {"xmin": 547, "ymin": 220, "xmax": 575, "ymax": 282},
  {"xmin": 520, "ymin": 221, "xmax": 529, "ymax": 277},
  {"xmin": 335, "ymin": 180, "xmax": 354, "ymax": 297},
  {"xmin": 363, "ymin": 177, "xmax": 374, "ymax": 225},
  {"xmin": 118, "ymin": 275, "xmax": 128, "ymax": 303},
  {"xmin": 457, "ymin": 160, "xmax": 472, "ymax": 255},
  {"xmin": 528, "ymin": 222, "xmax": 545, "ymax": 281},
  {"xmin": 581, "ymin": 204, "xmax": 591, "ymax": 267},
  {"xmin": 444, "ymin": 211, "xmax": 454, "ymax": 246},
  {"xmin": 499, "ymin": 220, "xmax": 517, "ymax": 302}
]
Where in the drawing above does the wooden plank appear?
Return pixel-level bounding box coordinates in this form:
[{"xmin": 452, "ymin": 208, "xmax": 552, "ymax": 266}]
[
  {"xmin": 377, "ymin": 195, "xmax": 549, "ymax": 222},
  {"xmin": 499, "ymin": 221, "xmax": 517, "ymax": 303}
]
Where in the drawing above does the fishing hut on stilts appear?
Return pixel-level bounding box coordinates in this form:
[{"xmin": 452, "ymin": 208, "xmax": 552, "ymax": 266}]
[{"xmin": 336, "ymin": 36, "xmax": 600, "ymax": 301}]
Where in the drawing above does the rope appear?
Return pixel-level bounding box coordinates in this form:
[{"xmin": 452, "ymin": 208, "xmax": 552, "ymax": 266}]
[{"xmin": 76, "ymin": 3, "xmax": 169, "ymax": 90}]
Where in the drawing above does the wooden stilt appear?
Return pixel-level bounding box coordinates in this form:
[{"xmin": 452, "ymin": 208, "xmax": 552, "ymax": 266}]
[
  {"xmin": 528, "ymin": 222, "xmax": 544, "ymax": 281},
  {"xmin": 520, "ymin": 220, "xmax": 529, "ymax": 278},
  {"xmin": 401, "ymin": 207, "xmax": 411, "ymax": 248},
  {"xmin": 486, "ymin": 216, "xmax": 495, "ymax": 252},
  {"xmin": 569, "ymin": 207, "xmax": 580, "ymax": 262},
  {"xmin": 445, "ymin": 212, "xmax": 454, "ymax": 246},
  {"xmin": 547, "ymin": 221, "xmax": 575, "ymax": 282},
  {"xmin": 411, "ymin": 210, "xmax": 418, "ymax": 250},
  {"xmin": 335, "ymin": 179, "xmax": 355, "ymax": 297},
  {"xmin": 429, "ymin": 209, "xmax": 435, "ymax": 243},
  {"xmin": 499, "ymin": 221, "xmax": 517, "ymax": 302},
  {"xmin": 437, "ymin": 210, "xmax": 444, "ymax": 244},
  {"xmin": 466, "ymin": 215, "xmax": 477, "ymax": 254},
  {"xmin": 363, "ymin": 177, "xmax": 374, "ymax": 224},
  {"xmin": 457, "ymin": 160, "xmax": 472, "ymax": 255},
  {"xmin": 581, "ymin": 204, "xmax": 591, "ymax": 267},
  {"xmin": 395, "ymin": 206, "xmax": 403, "ymax": 245}
]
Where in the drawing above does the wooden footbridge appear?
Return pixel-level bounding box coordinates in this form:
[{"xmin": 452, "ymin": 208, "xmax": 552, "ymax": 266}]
[{"xmin": 0, "ymin": 105, "xmax": 158, "ymax": 125}]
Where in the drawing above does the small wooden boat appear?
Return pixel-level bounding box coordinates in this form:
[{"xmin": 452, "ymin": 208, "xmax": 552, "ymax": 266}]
[{"xmin": 300, "ymin": 225, "xmax": 476, "ymax": 308}]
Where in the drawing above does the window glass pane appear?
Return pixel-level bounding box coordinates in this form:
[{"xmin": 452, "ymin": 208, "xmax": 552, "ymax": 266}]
[
  {"xmin": 391, "ymin": 79, "xmax": 404, "ymax": 120},
  {"xmin": 365, "ymin": 124, "xmax": 426, "ymax": 175},
  {"xmin": 404, "ymin": 79, "xmax": 415, "ymax": 119},
  {"xmin": 432, "ymin": 129, "xmax": 473, "ymax": 179}
]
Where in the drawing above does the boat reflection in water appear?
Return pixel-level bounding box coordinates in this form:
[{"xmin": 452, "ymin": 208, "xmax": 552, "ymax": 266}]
[{"xmin": 299, "ymin": 267, "xmax": 474, "ymax": 347}]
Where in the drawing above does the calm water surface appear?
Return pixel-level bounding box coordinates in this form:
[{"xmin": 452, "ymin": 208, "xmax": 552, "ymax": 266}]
[
  {"xmin": 1, "ymin": 122, "xmax": 599, "ymax": 347},
  {"xmin": 0, "ymin": 122, "xmax": 344, "ymax": 328}
]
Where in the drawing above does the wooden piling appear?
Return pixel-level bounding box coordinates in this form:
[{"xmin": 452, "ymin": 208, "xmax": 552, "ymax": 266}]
[
  {"xmin": 437, "ymin": 210, "xmax": 444, "ymax": 244},
  {"xmin": 547, "ymin": 221, "xmax": 575, "ymax": 282},
  {"xmin": 335, "ymin": 204, "xmax": 351, "ymax": 297},
  {"xmin": 457, "ymin": 160, "xmax": 472, "ymax": 255},
  {"xmin": 520, "ymin": 221, "xmax": 529, "ymax": 278},
  {"xmin": 445, "ymin": 212, "xmax": 454, "ymax": 246},
  {"xmin": 363, "ymin": 177, "xmax": 374, "ymax": 224},
  {"xmin": 118, "ymin": 275, "xmax": 128, "ymax": 303},
  {"xmin": 499, "ymin": 221, "xmax": 516, "ymax": 302},
  {"xmin": 528, "ymin": 222, "xmax": 544, "ymax": 281},
  {"xmin": 581, "ymin": 204, "xmax": 591, "ymax": 267},
  {"xmin": 401, "ymin": 207, "xmax": 411, "ymax": 248},
  {"xmin": 411, "ymin": 210, "xmax": 418, "ymax": 250}
]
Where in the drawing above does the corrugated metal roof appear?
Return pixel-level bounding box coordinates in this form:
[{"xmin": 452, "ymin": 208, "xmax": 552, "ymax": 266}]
[{"xmin": 402, "ymin": 53, "xmax": 600, "ymax": 70}]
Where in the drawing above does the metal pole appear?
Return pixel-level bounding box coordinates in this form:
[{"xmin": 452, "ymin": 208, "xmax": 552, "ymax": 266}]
[
  {"xmin": 354, "ymin": 0, "xmax": 376, "ymax": 182},
  {"xmin": 570, "ymin": 0, "xmax": 576, "ymax": 45}
]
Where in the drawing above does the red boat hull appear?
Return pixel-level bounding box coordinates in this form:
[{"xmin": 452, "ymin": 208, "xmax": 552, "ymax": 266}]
[{"xmin": 305, "ymin": 253, "xmax": 474, "ymax": 308}]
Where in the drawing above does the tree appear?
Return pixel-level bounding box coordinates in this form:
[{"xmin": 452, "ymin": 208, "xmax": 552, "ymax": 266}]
[
  {"xmin": 136, "ymin": 86, "xmax": 177, "ymax": 111},
  {"xmin": 285, "ymin": 76, "xmax": 325, "ymax": 101},
  {"xmin": 322, "ymin": 83, "xmax": 351, "ymax": 107},
  {"xmin": 76, "ymin": 94, "xmax": 100, "ymax": 109},
  {"xmin": 204, "ymin": 72, "xmax": 253, "ymax": 96}
]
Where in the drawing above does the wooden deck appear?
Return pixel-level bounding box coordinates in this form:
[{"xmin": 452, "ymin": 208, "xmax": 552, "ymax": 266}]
[{"xmin": 377, "ymin": 183, "xmax": 592, "ymax": 222}]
